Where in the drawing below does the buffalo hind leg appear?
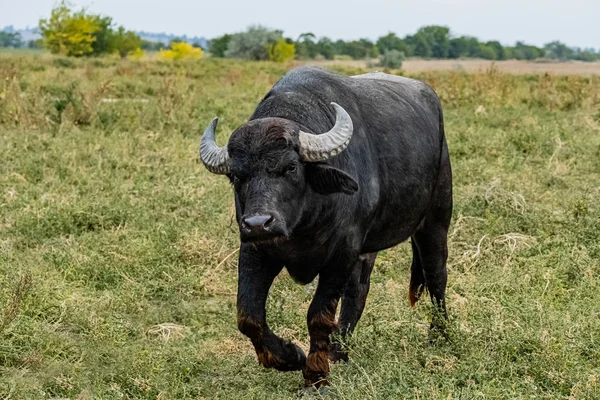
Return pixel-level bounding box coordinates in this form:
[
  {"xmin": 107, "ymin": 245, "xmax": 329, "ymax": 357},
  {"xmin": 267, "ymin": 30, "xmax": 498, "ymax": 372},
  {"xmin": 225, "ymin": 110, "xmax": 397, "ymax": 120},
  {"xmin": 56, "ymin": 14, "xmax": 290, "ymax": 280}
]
[
  {"xmin": 411, "ymin": 132, "xmax": 452, "ymax": 336},
  {"xmin": 330, "ymin": 252, "xmax": 377, "ymax": 362},
  {"xmin": 409, "ymin": 239, "xmax": 426, "ymax": 307},
  {"xmin": 411, "ymin": 222, "xmax": 450, "ymax": 336}
]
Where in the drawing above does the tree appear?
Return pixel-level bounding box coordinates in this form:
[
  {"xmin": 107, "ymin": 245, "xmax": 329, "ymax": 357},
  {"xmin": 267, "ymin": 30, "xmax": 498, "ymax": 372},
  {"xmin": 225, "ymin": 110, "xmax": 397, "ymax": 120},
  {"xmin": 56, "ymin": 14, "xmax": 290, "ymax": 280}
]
[
  {"xmin": 38, "ymin": 1, "xmax": 142, "ymax": 57},
  {"xmin": 90, "ymin": 15, "xmax": 113, "ymax": 55},
  {"xmin": 267, "ymin": 38, "xmax": 295, "ymax": 62},
  {"xmin": 295, "ymin": 32, "xmax": 317, "ymax": 59},
  {"xmin": 315, "ymin": 37, "xmax": 335, "ymax": 60},
  {"xmin": 359, "ymin": 38, "xmax": 379, "ymax": 58},
  {"xmin": 477, "ymin": 44, "xmax": 497, "ymax": 60},
  {"xmin": 209, "ymin": 34, "xmax": 232, "ymax": 57},
  {"xmin": 406, "ymin": 33, "xmax": 432, "ymax": 58},
  {"xmin": 513, "ymin": 41, "xmax": 543, "ymax": 60},
  {"xmin": 485, "ymin": 41, "xmax": 505, "ymax": 60},
  {"xmin": 413, "ymin": 25, "xmax": 451, "ymax": 58},
  {"xmin": 39, "ymin": 1, "xmax": 101, "ymax": 57},
  {"xmin": 449, "ymin": 36, "xmax": 479, "ymax": 58},
  {"xmin": 376, "ymin": 32, "xmax": 411, "ymax": 55},
  {"xmin": 225, "ymin": 26, "xmax": 281, "ymax": 60},
  {"xmin": 544, "ymin": 41, "xmax": 574, "ymax": 60},
  {"xmin": 0, "ymin": 32, "xmax": 22, "ymax": 48},
  {"xmin": 110, "ymin": 26, "xmax": 142, "ymax": 58}
]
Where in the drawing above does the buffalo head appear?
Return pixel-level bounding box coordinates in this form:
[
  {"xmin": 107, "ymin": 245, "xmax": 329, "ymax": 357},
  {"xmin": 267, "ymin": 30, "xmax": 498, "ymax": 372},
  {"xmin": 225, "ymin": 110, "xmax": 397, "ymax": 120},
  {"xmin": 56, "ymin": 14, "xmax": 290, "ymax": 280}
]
[{"xmin": 199, "ymin": 103, "xmax": 358, "ymax": 244}]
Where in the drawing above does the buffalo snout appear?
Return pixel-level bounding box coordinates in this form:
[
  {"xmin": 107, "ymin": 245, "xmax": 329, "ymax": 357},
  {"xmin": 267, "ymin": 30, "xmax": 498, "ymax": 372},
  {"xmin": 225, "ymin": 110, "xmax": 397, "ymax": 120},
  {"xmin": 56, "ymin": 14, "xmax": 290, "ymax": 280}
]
[{"xmin": 240, "ymin": 214, "xmax": 287, "ymax": 242}]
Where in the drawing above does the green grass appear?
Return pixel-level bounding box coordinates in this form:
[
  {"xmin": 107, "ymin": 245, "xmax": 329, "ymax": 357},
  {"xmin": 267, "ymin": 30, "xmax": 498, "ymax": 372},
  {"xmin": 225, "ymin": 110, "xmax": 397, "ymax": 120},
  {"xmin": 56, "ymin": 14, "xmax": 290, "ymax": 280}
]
[{"xmin": 1, "ymin": 56, "xmax": 599, "ymax": 399}]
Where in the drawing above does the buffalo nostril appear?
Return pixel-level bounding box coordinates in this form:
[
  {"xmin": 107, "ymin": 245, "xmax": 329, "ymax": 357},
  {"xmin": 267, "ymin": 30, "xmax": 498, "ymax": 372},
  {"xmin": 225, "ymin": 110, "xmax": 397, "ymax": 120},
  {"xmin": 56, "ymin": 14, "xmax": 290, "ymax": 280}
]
[{"xmin": 243, "ymin": 215, "xmax": 274, "ymax": 229}]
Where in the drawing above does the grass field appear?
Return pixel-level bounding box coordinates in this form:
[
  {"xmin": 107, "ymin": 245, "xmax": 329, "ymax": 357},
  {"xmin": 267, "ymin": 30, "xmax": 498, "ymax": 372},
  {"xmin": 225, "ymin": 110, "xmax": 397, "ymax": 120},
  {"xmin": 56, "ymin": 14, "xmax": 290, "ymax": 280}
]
[
  {"xmin": 308, "ymin": 58, "xmax": 600, "ymax": 76},
  {"xmin": 1, "ymin": 56, "xmax": 599, "ymax": 399}
]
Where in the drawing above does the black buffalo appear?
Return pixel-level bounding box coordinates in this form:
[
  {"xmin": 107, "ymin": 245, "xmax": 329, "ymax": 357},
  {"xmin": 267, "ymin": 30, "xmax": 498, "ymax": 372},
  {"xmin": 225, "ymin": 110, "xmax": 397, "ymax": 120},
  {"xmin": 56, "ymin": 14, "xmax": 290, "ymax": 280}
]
[{"xmin": 199, "ymin": 66, "xmax": 452, "ymax": 387}]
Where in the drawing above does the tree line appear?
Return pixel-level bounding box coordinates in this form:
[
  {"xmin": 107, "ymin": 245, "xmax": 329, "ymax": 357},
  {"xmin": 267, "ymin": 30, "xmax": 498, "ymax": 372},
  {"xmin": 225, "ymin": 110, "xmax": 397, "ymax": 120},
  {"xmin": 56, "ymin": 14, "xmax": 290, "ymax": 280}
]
[{"xmin": 211, "ymin": 25, "xmax": 600, "ymax": 63}]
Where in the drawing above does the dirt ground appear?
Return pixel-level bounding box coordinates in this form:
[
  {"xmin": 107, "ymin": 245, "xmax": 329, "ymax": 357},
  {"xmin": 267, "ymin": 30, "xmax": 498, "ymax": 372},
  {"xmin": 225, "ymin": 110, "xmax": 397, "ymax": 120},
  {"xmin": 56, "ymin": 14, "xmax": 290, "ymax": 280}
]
[{"xmin": 305, "ymin": 58, "xmax": 600, "ymax": 76}]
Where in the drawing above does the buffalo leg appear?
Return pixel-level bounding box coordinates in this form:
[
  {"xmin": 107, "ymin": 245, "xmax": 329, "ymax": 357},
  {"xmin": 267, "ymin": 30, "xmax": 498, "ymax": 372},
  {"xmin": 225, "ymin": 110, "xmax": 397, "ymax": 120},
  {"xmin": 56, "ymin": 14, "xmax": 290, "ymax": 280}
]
[
  {"xmin": 412, "ymin": 135, "xmax": 452, "ymax": 333},
  {"xmin": 408, "ymin": 239, "xmax": 426, "ymax": 307},
  {"xmin": 330, "ymin": 252, "xmax": 377, "ymax": 362},
  {"xmin": 303, "ymin": 263, "xmax": 352, "ymax": 387},
  {"xmin": 237, "ymin": 244, "xmax": 306, "ymax": 371},
  {"xmin": 412, "ymin": 224, "xmax": 449, "ymax": 333}
]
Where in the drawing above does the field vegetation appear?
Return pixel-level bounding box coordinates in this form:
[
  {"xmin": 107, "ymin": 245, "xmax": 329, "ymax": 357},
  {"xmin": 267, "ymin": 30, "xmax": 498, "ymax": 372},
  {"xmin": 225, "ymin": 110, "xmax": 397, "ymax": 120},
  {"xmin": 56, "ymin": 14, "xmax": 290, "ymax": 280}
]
[{"xmin": 0, "ymin": 55, "xmax": 599, "ymax": 399}]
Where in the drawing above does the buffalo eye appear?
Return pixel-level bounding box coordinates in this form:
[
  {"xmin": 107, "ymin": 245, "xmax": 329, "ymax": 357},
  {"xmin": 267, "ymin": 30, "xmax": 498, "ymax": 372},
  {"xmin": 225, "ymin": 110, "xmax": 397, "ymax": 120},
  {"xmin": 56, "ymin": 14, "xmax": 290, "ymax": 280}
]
[{"xmin": 286, "ymin": 162, "xmax": 298, "ymax": 174}]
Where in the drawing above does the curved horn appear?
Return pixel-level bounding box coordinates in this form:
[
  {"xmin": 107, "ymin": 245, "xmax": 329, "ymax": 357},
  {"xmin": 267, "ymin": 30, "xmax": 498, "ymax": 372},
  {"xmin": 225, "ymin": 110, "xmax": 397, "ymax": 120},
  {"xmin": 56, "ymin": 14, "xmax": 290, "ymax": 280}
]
[
  {"xmin": 199, "ymin": 117, "xmax": 231, "ymax": 174},
  {"xmin": 298, "ymin": 102, "xmax": 354, "ymax": 162}
]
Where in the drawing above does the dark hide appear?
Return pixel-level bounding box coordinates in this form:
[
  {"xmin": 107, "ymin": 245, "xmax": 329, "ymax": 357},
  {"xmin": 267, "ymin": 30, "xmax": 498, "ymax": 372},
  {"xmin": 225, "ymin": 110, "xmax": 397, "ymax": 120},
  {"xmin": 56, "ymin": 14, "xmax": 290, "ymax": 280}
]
[{"xmin": 222, "ymin": 67, "xmax": 453, "ymax": 387}]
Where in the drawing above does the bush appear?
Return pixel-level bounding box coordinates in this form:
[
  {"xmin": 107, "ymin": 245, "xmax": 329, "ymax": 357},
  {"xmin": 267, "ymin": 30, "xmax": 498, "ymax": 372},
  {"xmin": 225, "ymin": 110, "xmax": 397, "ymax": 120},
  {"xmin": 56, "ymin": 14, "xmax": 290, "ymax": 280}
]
[
  {"xmin": 267, "ymin": 39, "xmax": 295, "ymax": 62},
  {"xmin": 159, "ymin": 42, "xmax": 203, "ymax": 61},
  {"xmin": 127, "ymin": 48, "xmax": 145, "ymax": 61},
  {"xmin": 378, "ymin": 49, "xmax": 404, "ymax": 69}
]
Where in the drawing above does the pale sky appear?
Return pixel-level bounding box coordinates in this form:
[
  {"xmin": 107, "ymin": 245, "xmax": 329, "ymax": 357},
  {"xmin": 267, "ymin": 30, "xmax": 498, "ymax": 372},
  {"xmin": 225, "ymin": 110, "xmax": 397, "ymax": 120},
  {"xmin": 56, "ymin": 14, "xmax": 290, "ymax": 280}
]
[{"xmin": 1, "ymin": 0, "xmax": 598, "ymax": 49}]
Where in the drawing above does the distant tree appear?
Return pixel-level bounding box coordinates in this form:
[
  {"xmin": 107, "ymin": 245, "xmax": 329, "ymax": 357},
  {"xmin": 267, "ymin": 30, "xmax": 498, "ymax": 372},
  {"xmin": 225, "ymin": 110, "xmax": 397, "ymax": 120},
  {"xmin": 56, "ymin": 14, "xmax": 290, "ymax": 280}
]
[
  {"xmin": 485, "ymin": 41, "xmax": 505, "ymax": 60},
  {"xmin": 0, "ymin": 31, "xmax": 22, "ymax": 47},
  {"xmin": 333, "ymin": 39, "xmax": 347, "ymax": 56},
  {"xmin": 477, "ymin": 44, "xmax": 497, "ymax": 60},
  {"xmin": 573, "ymin": 48, "xmax": 600, "ymax": 61},
  {"xmin": 225, "ymin": 26, "xmax": 281, "ymax": 60},
  {"xmin": 38, "ymin": 1, "xmax": 142, "ymax": 58},
  {"xmin": 267, "ymin": 38, "xmax": 295, "ymax": 62},
  {"xmin": 295, "ymin": 32, "xmax": 317, "ymax": 59},
  {"xmin": 449, "ymin": 36, "xmax": 479, "ymax": 58},
  {"xmin": 90, "ymin": 15, "xmax": 113, "ymax": 55},
  {"xmin": 110, "ymin": 26, "xmax": 142, "ymax": 58},
  {"xmin": 406, "ymin": 33, "xmax": 432, "ymax": 58},
  {"xmin": 340, "ymin": 40, "xmax": 367, "ymax": 59},
  {"xmin": 513, "ymin": 41, "xmax": 543, "ymax": 60},
  {"xmin": 409, "ymin": 26, "xmax": 451, "ymax": 58},
  {"xmin": 544, "ymin": 41, "xmax": 574, "ymax": 60},
  {"xmin": 315, "ymin": 37, "xmax": 335, "ymax": 60},
  {"xmin": 376, "ymin": 32, "xmax": 411, "ymax": 56},
  {"xmin": 209, "ymin": 34, "xmax": 232, "ymax": 57},
  {"xmin": 39, "ymin": 1, "xmax": 101, "ymax": 56},
  {"xmin": 359, "ymin": 38, "xmax": 379, "ymax": 58}
]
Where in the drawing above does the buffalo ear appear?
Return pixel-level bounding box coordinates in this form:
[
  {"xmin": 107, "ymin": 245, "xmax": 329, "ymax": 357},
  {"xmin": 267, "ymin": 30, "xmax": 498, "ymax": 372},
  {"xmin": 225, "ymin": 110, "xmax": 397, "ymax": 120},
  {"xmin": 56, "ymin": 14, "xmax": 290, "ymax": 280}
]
[{"xmin": 306, "ymin": 164, "xmax": 359, "ymax": 195}]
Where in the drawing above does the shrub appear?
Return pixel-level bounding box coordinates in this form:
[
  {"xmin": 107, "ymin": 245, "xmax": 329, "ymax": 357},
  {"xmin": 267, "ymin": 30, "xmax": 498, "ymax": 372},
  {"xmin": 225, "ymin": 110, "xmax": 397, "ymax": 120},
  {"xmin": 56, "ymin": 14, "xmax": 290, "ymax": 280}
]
[
  {"xmin": 267, "ymin": 39, "xmax": 295, "ymax": 62},
  {"xmin": 378, "ymin": 49, "xmax": 405, "ymax": 69},
  {"xmin": 159, "ymin": 42, "xmax": 203, "ymax": 61},
  {"xmin": 127, "ymin": 48, "xmax": 145, "ymax": 61}
]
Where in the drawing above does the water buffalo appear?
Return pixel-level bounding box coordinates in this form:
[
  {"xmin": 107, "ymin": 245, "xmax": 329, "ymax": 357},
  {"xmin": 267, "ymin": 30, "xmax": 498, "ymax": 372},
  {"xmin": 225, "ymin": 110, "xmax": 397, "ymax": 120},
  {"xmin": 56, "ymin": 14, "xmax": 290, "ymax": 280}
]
[{"xmin": 199, "ymin": 66, "xmax": 452, "ymax": 387}]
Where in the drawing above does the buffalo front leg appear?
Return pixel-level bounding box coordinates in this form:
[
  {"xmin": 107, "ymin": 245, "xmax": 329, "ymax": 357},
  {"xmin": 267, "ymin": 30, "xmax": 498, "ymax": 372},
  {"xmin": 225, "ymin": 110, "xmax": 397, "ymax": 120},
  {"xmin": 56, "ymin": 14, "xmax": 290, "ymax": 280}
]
[
  {"xmin": 303, "ymin": 264, "xmax": 351, "ymax": 387},
  {"xmin": 237, "ymin": 244, "xmax": 306, "ymax": 371},
  {"xmin": 330, "ymin": 252, "xmax": 377, "ymax": 362}
]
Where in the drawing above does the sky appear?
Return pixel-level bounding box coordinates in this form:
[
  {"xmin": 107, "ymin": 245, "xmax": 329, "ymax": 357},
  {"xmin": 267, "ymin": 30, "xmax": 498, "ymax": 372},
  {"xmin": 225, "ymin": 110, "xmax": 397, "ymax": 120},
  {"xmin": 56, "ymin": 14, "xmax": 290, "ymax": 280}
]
[{"xmin": 1, "ymin": 0, "xmax": 598, "ymax": 49}]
